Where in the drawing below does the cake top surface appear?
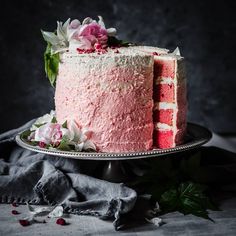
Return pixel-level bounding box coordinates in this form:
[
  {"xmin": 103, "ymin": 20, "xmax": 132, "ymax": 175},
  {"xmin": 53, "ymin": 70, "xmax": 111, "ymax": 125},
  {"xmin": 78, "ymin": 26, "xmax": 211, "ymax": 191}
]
[{"xmin": 41, "ymin": 16, "xmax": 183, "ymax": 86}]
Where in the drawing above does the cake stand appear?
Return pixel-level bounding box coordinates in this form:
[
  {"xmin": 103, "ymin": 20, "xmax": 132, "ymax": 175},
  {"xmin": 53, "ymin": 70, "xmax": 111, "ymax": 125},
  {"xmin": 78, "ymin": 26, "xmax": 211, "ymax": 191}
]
[{"xmin": 15, "ymin": 123, "xmax": 212, "ymax": 183}]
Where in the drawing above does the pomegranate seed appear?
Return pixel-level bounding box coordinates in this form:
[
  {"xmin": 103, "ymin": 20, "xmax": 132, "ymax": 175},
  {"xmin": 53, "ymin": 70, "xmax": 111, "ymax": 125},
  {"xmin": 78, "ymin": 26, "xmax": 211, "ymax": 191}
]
[
  {"xmin": 56, "ymin": 218, "xmax": 66, "ymax": 225},
  {"xmin": 11, "ymin": 210, "xmax": 20, "ymax": 215},
  {"xmin": 19, "ymin": 219, "xmax": 30, "ymax": 226}
]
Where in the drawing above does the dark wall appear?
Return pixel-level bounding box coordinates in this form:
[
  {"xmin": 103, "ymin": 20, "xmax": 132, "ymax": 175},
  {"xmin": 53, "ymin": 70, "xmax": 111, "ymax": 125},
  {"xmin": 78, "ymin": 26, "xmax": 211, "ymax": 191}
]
[{"xmin": 1, "ymin": 0, "xmax": 236, "ymax": 133}]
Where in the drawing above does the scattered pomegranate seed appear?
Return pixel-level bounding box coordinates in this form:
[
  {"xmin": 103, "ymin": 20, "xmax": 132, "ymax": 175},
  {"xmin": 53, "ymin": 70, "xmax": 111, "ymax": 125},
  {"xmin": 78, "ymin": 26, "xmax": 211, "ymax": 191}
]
[
  {"xmin": 152, "ymin": 52, "xmax": 159, "ymax": 56},
  {"xmin": 12, "ymin": 203, "xmax": 18, "ymax": 207},
  {"xmin": 19, "ymin": 219, "xmax": 30, "ymax": 226},
  {"xmin": 11, "ymin": 210, "xmax": 20, "ymax": 215},
  {"xmin": 56, "ymin": 218, "xmax": 66, "ymax": 225}
]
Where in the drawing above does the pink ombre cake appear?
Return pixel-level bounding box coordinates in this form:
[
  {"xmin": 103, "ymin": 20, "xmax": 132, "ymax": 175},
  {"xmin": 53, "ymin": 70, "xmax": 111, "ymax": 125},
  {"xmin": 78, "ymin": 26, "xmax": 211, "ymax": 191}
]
[
  {"xmin": 55, "ymin": 47, "xmax": 154, "ymax": 152},
  {"xmin": 55, "ymin": 46, "xmax": 187, "ymax": 152},
  {"xmin": 41, "ymin": 17, "xmax": 187, "ymax": 152}
]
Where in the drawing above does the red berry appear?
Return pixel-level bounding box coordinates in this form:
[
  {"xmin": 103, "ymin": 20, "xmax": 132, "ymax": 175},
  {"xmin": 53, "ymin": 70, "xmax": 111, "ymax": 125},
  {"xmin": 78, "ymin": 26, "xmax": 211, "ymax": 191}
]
[
  {"xmin": 11, "ymin": 210, "xmax": 20, "ymax": 215},
  {"xmin": 56, "ymin": 218, "xmax": 66, "ymax": 225},
  {"xmin": 19, "ymin": 219, "xmax": 30, "ymax": 226},
  {"xmin": 12, "ymin": 203, "xmax": 18, "ymax": 207}
]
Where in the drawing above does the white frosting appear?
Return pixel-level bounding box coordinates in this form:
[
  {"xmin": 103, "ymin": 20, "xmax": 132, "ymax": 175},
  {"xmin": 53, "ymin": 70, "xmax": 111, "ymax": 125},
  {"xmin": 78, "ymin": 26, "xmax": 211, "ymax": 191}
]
[
  {"xmin": 155, "ymin": 122, "xmax": 172, "ymax": 130},
  {"xmin": 154, "ymin": 77, "xmax": 174, "ymax": 85},
  {"xmin": 153, "ymin": 102, "xmax": 177, "ymax": 110}
]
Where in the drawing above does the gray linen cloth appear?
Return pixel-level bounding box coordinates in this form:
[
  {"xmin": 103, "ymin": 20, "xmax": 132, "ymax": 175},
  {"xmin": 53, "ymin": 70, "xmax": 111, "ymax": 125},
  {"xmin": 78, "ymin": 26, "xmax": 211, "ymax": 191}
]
[{"xmin": 0, "ymin": 120, "xmax": 138, "ymax": 230}]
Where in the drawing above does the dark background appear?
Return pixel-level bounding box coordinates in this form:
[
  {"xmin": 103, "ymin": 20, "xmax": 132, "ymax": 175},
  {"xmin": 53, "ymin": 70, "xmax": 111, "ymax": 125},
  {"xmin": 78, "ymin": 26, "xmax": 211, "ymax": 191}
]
[{"xmin": 0, "ymin": 0, "xmax": 236, "ymax": 133}]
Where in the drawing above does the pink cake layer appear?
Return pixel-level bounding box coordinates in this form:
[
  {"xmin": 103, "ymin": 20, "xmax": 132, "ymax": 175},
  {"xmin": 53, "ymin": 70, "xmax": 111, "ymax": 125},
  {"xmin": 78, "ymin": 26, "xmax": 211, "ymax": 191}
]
[
  {"xmin": 154, "ymin": 83, "xmax": 175, "ymax": 103},
  {"xmin": 55, "ymin": 48, "xmax": 154, "ymax": 152},
  {"xmin": 154, "ymin": 59, "xmax": 175, "ymax": 78},
  {"xmin": 152, "ymin": 56, "xmax": 187, "ymax": 149},
  {"xmin": 153, "ymin": 127, "xmax": 186, "ymax": 149},
  {"xmin": 153, "ymin": 109, "xmax": 174, "ymax": 125}
]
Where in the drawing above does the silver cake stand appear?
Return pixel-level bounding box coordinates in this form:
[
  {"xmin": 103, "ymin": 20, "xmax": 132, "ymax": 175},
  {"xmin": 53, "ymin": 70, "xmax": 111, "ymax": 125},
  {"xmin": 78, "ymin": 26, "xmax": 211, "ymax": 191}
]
[{"xmin": 16, "ymin": 123, "xmax": 212, "ymax": 182}]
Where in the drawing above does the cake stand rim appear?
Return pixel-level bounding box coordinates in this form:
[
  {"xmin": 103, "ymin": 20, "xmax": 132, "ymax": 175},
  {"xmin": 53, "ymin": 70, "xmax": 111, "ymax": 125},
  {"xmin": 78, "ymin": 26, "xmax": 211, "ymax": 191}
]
[{"xmin": 15, "ymin": 122, "xmax": 212, "ymax": 161}]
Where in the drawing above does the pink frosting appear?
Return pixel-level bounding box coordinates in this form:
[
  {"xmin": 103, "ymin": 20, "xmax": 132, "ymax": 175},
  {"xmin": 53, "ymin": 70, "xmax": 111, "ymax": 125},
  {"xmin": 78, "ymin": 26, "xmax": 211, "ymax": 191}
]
[{"xmin": 55, "ymin": 49, "xmax": 154, "ymax": 152}]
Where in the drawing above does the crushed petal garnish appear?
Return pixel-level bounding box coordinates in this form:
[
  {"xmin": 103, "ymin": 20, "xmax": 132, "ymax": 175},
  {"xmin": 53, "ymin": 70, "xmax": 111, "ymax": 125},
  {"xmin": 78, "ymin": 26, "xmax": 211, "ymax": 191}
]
[
  {"xmin": 76, "ymin": 48, "xmax": 95, "ymax": 54},
  {"xmin": 12, "ymin": 202, "xmax": 18, "ymax": 207},
  {"xmin": 12, "ymin": 210, "xmax": 20, "ymax": 215},
  {"xmin": 19, "ymin": 219, "xmax": 30, "ymax": 227},
  {"xmin": 56, "ymin": 218, "xmax": 66, "ymax": 225}
]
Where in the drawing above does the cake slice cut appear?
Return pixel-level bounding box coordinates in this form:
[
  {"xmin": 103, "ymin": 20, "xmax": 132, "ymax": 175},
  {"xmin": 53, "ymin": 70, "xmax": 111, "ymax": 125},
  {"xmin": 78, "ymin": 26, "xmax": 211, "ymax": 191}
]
[
  {"xmin": 134, "ymin": 46, "xmax": 187, "ymax": 149},
  {"xmin": 153, "ymin": 50, "xmax": 187, "ymax": 148}
]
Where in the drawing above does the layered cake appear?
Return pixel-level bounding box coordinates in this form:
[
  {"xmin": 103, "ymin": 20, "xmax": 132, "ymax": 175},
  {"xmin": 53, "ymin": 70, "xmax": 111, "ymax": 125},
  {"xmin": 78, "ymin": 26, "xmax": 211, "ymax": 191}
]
[{"xmin": 39, "ymin": 16, "xmax": 187, "ymax": 152}]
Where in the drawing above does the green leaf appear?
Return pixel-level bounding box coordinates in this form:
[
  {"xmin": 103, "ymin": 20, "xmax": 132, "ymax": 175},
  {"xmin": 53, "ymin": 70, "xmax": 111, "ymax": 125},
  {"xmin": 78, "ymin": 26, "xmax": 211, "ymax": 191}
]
[
  {"xmin": 159, "ymin": 182, "xmax": 217, "ymax": 221},
  {"xmin": 62, "ymin": 120, "xmax": 67, "ymax": 128},
  {"xmin": 51, "ymin": 117, "xmax": 57, "ymax": 123},
  {"xmin": 57, "ymin": 136, "xmax": 72, "ymax": 151},
  {"xmin": 20, "ymin": 130, "xmax": 32, "ymax": 140},
  {"xmin": 44, "ymin": 43, "xmax": 60, "ymax": 87},
  {"xmin": 34, "ymin": 123, "xmax": 46, "ymax": 128},
  {"xmin": 107, "ymin": 36, "xmax": 131, "ymax": 47}
]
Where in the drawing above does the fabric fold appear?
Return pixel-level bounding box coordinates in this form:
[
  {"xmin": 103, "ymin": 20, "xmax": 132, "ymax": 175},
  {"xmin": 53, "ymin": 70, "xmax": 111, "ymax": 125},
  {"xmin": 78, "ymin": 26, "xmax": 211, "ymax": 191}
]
[{"xmin": 0, "ymin": 120, "xmax": 138, "ymax": 230}]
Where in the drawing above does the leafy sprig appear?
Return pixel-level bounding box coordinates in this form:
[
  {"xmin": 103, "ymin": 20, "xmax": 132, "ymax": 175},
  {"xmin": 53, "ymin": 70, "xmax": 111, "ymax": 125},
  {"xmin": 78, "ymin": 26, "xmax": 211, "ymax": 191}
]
[
  {"xmin": 160, "ymin": 182, "xmax": 218, "ymax": 221},
  {"xmin": 131, "ymin": 153, "xmax": 219, "ymax": 221},
  {"xmin": 107, "ymin": 36, "xmax": 131, "ymax": 47},
  {"xmin": 44, "ymin": 43, "xmax": 60, "ymax": 87}
]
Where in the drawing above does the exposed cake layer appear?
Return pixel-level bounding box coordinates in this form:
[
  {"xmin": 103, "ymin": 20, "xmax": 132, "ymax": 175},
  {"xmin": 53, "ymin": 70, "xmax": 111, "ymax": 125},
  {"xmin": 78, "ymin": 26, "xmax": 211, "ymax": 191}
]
[
  {"xmin": 55, "ymin": 47, "xmax": 154, "ymax": 152},
  {"xmin": 152, "ymin": 52, "xmax": 187, "ymax": 149}
]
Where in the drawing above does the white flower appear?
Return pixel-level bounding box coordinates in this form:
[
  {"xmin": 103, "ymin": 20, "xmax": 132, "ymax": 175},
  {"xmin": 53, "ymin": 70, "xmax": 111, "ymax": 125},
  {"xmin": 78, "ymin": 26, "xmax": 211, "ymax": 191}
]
[
  {"xmin": 29, "ymin": 112, "xmax": 96, "ymax": 151},
  {"xmin": 41, "ymin": 18, "xmax": 71, "ymax": 54},
  {"xmin": 33, "ymin": 123, "xmax": 67, "ymax": 145},
  {"xmin": 30, "ymin": 110, "xmax": 56, "ymax": 131},
  {"xmin": 64, "ymin": 120, "xmax": 96, "ymax": 151}
]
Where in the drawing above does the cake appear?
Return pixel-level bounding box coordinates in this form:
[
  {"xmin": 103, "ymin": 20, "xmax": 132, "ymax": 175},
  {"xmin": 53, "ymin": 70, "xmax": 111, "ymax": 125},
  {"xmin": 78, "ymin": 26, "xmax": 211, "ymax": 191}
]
[
  {"xmin": 39, "ymin": 16, "xmax": 187, "ymax": 152},
  {"xmin": 55, "ymin": 47, "xmax": 154, "ymax": 152}
]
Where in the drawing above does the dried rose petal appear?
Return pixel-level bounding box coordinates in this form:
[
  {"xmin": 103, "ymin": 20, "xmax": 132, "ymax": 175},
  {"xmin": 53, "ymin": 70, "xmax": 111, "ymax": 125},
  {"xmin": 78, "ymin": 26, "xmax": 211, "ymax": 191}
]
[
  {"xmin": 56, "ymin": 218, "xmax": 66, "ymax": 225},
  {"xmin": 12, "ymin": 202, "xmax": 18, "ymax": 207},
  {"xmin": 19, "ymin": 219, "xmax": 30, "ymax": 226},
  {"xmin": 39, "ymin": 141, "xmax": 46, "ymax": 148},
  {"xmin": 11, "ymin": 210, "xmax": 20, "ymax": 215}
]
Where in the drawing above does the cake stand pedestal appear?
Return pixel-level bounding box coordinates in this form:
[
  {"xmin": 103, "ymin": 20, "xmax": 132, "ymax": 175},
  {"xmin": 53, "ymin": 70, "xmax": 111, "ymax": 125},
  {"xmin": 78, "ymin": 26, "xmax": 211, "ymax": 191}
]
[{"xmin": 15, "ymin": 123, "xmax": 212, "ymax": 183}]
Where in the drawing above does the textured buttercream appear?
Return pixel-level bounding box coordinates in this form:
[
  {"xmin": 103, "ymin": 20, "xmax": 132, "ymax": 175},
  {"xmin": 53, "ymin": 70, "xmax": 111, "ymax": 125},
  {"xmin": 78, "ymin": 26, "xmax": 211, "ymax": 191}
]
[{"xmin": 55, "ymin": 47, "xmax": 154, "ymax": 152}]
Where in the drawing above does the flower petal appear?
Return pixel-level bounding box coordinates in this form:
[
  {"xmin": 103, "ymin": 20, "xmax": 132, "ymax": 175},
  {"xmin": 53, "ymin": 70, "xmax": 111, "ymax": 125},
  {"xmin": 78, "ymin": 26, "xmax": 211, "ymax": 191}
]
[
  {"xmin": 57, "ymin": 21, "xmax": 66, "ymax": 41},
  {"xmin": 98, "ymin": 15, "xmax": 106, "ymax": 28},
  {"xmin": 107, "ymin": 28, "xmax": 117, "ymax": 36},
  {"xmin": 48, "ymin": 206, "xmax": 63, "ymax": 218},
  {"xmin": 63, "ymin": 18, "xmax": 71, "ymax": 33},
  {"xmin": 83, "ymin": 139, "xmax": 96, "ymax": 151},
  {"xmin": 82, "ymin": 17, "xmax": 93, "ymax": 25},
  {"xmin": 41, "ymin": 30, "xmax": 60, "ymax": 45}
]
